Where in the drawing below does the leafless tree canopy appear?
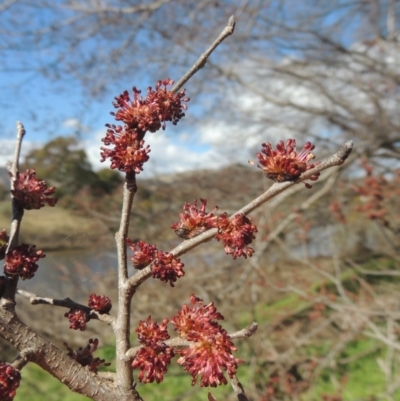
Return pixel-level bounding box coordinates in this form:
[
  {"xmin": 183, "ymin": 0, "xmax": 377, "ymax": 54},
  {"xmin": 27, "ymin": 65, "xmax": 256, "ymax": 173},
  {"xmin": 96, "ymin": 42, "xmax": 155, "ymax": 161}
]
[{"xmin": 2, "ymin": 1, "xmax": 400, "ymax": 164}]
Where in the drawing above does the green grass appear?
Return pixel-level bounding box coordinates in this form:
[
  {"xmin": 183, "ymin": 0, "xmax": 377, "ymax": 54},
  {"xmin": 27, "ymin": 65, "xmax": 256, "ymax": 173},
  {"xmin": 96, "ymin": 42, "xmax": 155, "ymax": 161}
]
[
  {"xmin": 15, "ymin": 364, "xmax": 90, "ymax": 401},
  {"xmin": 14, "ymin": 355, "xmax": 248, "ymax": 401},
  {"xmin": 14, "ymin": 256, "xmax": 400, "ymax": 400},
  {"xmin": 303, "ymin": 337, "xmax": 399, "ymax": 400}
]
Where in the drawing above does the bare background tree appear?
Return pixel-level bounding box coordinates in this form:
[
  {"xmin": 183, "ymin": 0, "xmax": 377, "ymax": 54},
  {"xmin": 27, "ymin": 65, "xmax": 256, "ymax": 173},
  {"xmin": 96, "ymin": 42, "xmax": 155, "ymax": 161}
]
[{"xmin": 1, "ymin": 1, "xmax": 400, "ymax": 400}]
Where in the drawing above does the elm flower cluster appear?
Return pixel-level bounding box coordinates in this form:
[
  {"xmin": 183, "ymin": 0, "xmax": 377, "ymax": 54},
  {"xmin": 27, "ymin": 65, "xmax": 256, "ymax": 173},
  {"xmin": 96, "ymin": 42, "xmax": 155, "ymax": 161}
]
[
  {"xmin": 172, "ymin": 200, "xmax": 258, "ymax": 259},
  {"xmin": 128, "ymin": 239, "xmax": 157, "ymax": 270},
  {"xmin": 101, "ymin": 79, "xmax": 189, "ymax": 174},
  {"xmin": 64, "ymin": 338, "xmax": 110, "ymax": 373},
  {"xmin": 152, "ymin": 251, "xmax": 185, "ymax": 287},
  {"xmin": 354, "ymin": 159, "xmax": 388, "ymax": 226},
  {"xmin": 132, "ymin": 316, "xmax": 175, "ymax": 383},
  {"xmin": 128, "ymin": 240, "xmax": 185, "ymax": 286},
  {"xmin": 88, "ymin": 293, "xmax": 112, "ymax": 314},
  {"xmin": 171, "ymin": 199, "xmax": 219, "ymax": 239},
  {"xmin": 4, "ymin": 244, "xmax": 45, "ymax": 280},
  {"xmin": 253, "ymin": 139, "xmax": 319, "ymax": 187},
  {"xmin": 215, "ymin": 213, "xmax": 257, "ymax": 259},
  {"xmin": 0, "ymin": 362, "xmax": 20, "ymax": 401},
  {"xmin": 171, "ymin": 295, "xmax": 243, "ymax": 387},
  {"xmin": 10, "ymin": 169, "xmax": 57, "ymax": 210},
  {"xmin": 64, "ymin": 308, "xmax": 90, "ymax": 331}
]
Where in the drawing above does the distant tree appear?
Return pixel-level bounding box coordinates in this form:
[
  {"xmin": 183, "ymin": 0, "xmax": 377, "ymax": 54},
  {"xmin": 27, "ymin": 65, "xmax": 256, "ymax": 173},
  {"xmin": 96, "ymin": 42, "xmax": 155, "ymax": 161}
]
[
  {"xmin": 96, "ymin": 168, "xmax": 123, "ymax": 195},
  {"xmin": 22, "ymin": 136, "xmax": 106, "ymax": 198}
]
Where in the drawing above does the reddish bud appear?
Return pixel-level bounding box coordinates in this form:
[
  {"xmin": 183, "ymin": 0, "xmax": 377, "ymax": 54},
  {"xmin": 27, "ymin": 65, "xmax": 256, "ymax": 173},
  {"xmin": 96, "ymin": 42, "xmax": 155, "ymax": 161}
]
[
  {"xmin": 132, "ymin": 317, "xmax": 174, "ymax": 383},
  {"xmin": 252, "ymin": 139, "xmax": 319, "ymax": 186},
  {"xmin": 4, "ymin": 244, "xmax": 45, "ymax": 280},
  {"xmin": 88, "ymin": 294, "xmax": 112, "ymax": 313},
  {"xmin": 151, "ymin": 251, "xmax": 185, "ymax": 287},
  {"xmin": 127, "ymin": 239, "xmax": 157, "ymax": 270},
  {"xmin": 171, "ymin": 295, "xmax": 243, "ymax": 387},
  {"xmin": 64, "ymin": 338, "xmax": 110, "ymax": 373},
  {"xmin": 100, "ymin": 129, "xmax": 151, "ymax": 174},
  {"xmin": 215, "ymin": 213, "xmax": 257, "ymax": 259},
  {"xmin": 0, "ymin": 362, "xmax": 20, "ymax": 401},
  {"xmin": 64, "ymin": 308, "xmax": 90, "ymax": 331},
  {"xmin": 101, "ymin": 79, "xmax": 189, "ymax": 173},
  {"xmin": 171, "ymin": 199, "xmax": 218, "ymax": 239},
  {"xmin": 10, "ymin": 169, "xmax": 57, "ymax": 210}
]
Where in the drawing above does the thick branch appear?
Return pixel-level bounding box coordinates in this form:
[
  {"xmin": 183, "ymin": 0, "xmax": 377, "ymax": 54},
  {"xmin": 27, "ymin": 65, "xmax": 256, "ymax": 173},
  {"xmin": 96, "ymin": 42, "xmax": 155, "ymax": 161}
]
[{"xmin": 0, "ymin": 308, "xmax": 141, "ymax": 401}]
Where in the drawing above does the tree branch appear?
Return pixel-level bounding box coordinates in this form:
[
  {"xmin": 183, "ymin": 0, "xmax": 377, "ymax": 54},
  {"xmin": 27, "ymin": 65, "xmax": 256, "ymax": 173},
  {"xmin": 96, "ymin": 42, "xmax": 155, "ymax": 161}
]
[
  {"xmin": 127, "ymin": 141, "xmax": 353, "ymax": 291},
  {"xmin": 16, "ymin": 289, "xmax": 115, "ymax": 326},
  {"xmin": 172, "ymin": 15, "xmax": 235, "ymax": 93}
]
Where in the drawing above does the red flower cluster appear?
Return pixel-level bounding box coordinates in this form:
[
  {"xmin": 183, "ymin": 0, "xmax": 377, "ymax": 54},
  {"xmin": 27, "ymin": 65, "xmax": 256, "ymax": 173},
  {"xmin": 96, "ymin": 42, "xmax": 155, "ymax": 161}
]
[
  {"xmin": 253, "ymin": 139, "xmax": 319, "ymax": 187},
  {"xmin": 132, "ymin": 317, "xmax": 175, "ymax": 383},
  {"xmin": 171, "ymin": 199, "xmax": 218, "ymax": 239},
  {"xmin": 64, "ymin": 338, "xmax": 110, "ymax": 373},
  {"xmin": 64, "ymin": 308, "xmax": 90, "ymax": 331},
  {"xmin": 0, "ymin": 230, "xmax": 9, "ymax": 260},
  {"xmin": 4, "ymin": 244, "xmax": 45, "ymax": 280},
  {"xmin": 88, "ymin": 293, "xmax": 112, "ymax": 314},
  {"xmin": 101, "ymin": 79, "xmax": 189, "ymax": 174},
  {"xmin": 152, "ymin": 251, "xmax": 185, "ymax": 287},
  {"xmin": 329, "ymin": 201, "xmax": 347, "ymax": 224},
  {"xmin": 215, "ymin": 213, "xmax": 257, "ymax": 259},
  {"xmin": 10, "ymin": 169, "xmax": 57, "ymax": 210},
  {"xmin": 172, "ymin": 201, "xmax": 258, "ymax": 259},
  {"xmin": 354, "ymin": 160, "xmax": 388, "ymax": 226},
  {"xmin": 171, "ymin": 295, "xmax": 243, "ymax": 387},
  {"xmin": 128, "ymin": 239, "xmax": 157, "ymax": 270},
  {"xmin": 0, "ymin": 362, "xmax": 20, "ymax": 401},
  {"xmin": 128, "ymin": 240, "xmax": 185, "ymax": 286}
]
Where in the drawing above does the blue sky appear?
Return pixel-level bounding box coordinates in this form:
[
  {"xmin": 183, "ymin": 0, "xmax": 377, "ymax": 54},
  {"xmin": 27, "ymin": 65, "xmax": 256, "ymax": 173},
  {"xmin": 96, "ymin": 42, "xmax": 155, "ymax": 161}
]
[
  {"xmin": 0, "ymin": 1, "xmax": 386, "ymax": 177},
  {"xmin": 0, "ymin": 2, "xmax": 236, "ymax": 177}
]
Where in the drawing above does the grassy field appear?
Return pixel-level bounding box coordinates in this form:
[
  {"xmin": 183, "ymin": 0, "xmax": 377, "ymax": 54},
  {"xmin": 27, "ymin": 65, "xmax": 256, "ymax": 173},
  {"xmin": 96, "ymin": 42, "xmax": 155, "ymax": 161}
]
[
  {"xmin": 14, "ymin": 294, "xmax": 399, "ymax": 401},
  {"xmin": 0, "ymin": 200, "xmax": 109, "ymax": 250}
]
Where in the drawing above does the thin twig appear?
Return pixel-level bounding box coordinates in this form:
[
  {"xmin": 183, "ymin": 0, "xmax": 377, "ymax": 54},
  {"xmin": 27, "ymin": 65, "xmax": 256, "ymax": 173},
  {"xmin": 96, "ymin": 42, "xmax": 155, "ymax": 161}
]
[
  {"xmin": 172, "ymin": 15, "xmax": 235, "ymax": 93},
  {"xmin": 127, "ymin": 141, "xmax": 353, "ymax": 290},
  {"xmin": 16, "ymin": 289, "xmax": 115, "ymax": 326},
  {"xmin": 230, "ymin": 375, "xmax": 249, "ymax": 401},
  {"xmin": 125, "ymin": 322, "xmax": 258, "ymax": 360},
  {"xmin": 6, "ymin": 121, "xmax": 26, "ymax": 252},
  {"xmin": 115, "ymin": 16, "xmax": 237, "ymax": 392},
  {"xmin": 3, "ymin": 122, "xmax": 27, "ymax": 304}
]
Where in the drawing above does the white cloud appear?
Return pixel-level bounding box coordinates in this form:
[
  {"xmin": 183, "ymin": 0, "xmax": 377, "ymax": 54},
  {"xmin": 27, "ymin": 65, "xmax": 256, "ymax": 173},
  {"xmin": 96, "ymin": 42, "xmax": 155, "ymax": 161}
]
[
  {"xmin": 62, "ymin": 118, "xmax": 83, "ymax": 130},
  {"xmin": 0, "ymin": 139, "xmax": 37, "ymax": 169},
  {"xmin": 84, "ymin": 129, "xmax": 226, "ymax": 178}
]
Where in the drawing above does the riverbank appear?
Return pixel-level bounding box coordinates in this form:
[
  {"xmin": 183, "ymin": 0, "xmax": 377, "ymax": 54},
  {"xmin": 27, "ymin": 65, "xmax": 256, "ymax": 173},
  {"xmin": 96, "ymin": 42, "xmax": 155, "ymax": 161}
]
[{"xmin": 0, "ymin": 200, "xmax": 112, "ymax": 250}]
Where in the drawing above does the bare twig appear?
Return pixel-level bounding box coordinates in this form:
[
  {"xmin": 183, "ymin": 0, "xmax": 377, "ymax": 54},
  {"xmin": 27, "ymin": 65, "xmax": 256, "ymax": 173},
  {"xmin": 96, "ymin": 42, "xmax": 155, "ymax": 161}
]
[
  {"xmin": 172, "ymin": 15, "xmax": 235, "ymax": 93},
  {"xmin": 16, "ymin": 289, "xmax": 115, "ymax": 326},
  {"xmin": 230, "ymin": 375, "xmax": 249, "ymax": 401},
  {"xmin": 115, "ymin": 16, "xmax": 238, "ymax": 394},
  {"xmin": 125, "ymin": 322, "xmax": 258, "ymax": 360},
  {"xmin": 3, "ymin": 122, "xmax": 27, "ymax": 304},
  {"xmin": 127, "ymin": 141, "xmax": 353, "ymax": 291}
]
